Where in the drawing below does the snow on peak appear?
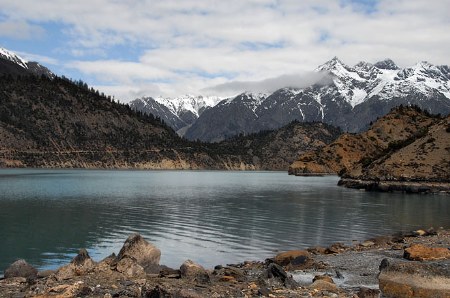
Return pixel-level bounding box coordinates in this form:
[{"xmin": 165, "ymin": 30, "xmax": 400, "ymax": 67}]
[
  {"xmin": 317, "ymin": 57, "xmax": 364, "ymax": 82},
  {"xmin": 223, "ymin": 92, "xmax": 268, "ymax": 113},
  {"xmin": 415, "ymin": 61, "xmax": 433, "ymax": 68},
  {"xmin": 0, "ymin": 47, "xmax": 28, "ymax": 69},
  {"xmin": 153, "ymin": 94, "xmax": 223, "ymax": 117},
  {"xmin": 316, "ymin": 56, "xmax": 345, "ymax": 72},
  {"xmin": 374, "ymin": 59, "xmax": 399, "ymax": 70}
]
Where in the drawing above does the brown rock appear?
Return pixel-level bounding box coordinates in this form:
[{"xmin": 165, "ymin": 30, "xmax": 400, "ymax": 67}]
[
  {"xmin": 308, "ymin": 279, "xmax": 338, "ymax": 293},
  {"xmin": 180, "ymin": 260, "xmax": 210, "ymax": 283},
  {"xmin": 403, "ymin": 244, "xmax": 450, "ymax": 261},
  {"xmin": 360, "ymin": 240, "xmax": 376, "ymax": 248},
  {"xmin": 96, "ymin": 254, "xmax": 116, "ymax": 273},
  {"xmin": 219, "ymin": 275, "xmax": 236, "ymax": 283},
  {"xmin": 174, "ymin": 289, "xmax": 203, "ymax": 298},
  {"xmin": 116, "ymin": 257, "xmax": 145, "ymax": 277},
  {"xmin": 159, "ymin": 266, "xmax": 181, "ymax": 278},
  {"xmin": 312, "ymin": 274, "xmax": 334, "ymax": 284},
  {"xmin": 117, "ymin": 233, "xmax": 161, "ymax": 272},
  {"xmin": 273, "ymin": 250, "xmax": 315, "ymax": 270},
  {"xmin": 357, "ymin": 287, "xmax": 380, "ymax": 298},
  {"xmin": 274, "ymin": 250, "xmax": 308, "ymax": 266},
  {"xmin": 307, "ymin": 246, "xmax": 328, "ymax": 255},
  {"xmin": 214, "ymin": 266, "xmax": 246, "ymax": 282},
  {"xmin": 47, "ymin": 281, "xmax": 85, "ymax": 297},
  {"xmin": 37, "ymin": 269, "xmax": 55, "ymax": 278},
  {"xmin": 4, "ymin": 259, "xmax": 38, "ymax": 280},
  {"xmin": 378, "ymin": 258, "xmax": 450, "ymax": 298},
  {"xmin": 326, "ymin": 242, "xmax": 348, "ymax": 254},
  {"xmin": 414, "ymin": 229, "xmax": 427, "ymax": 236},
  {"xmin": 368, "ymin": 235, "xmax": 397, "ymax": 247},
  {"xmin": 55, "ymin": 249, "xmax": 95, "ymax": 281}
]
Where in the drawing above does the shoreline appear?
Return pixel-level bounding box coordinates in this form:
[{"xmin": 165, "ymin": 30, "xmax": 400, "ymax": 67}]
[
  {"xmin": 338, "ymin": 178, "xmax": 450, "ymax": 193},
  {"xmin": 1, "ymin": 229, "xmax": 449, "ymax": 297}
]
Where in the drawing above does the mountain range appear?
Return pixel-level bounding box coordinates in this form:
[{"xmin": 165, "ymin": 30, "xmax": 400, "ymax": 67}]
[
  {"xmin": 0, "ymin": 75, "xmax": 340, "ymax": 170},
  {"xmin": 131, "ymin": 57, "xmax": 450, "ymax": 142},
  {"xmin": 0, "ymin": 47, "xmax": 341, "ymax": 170},
  {"xmin": 130, "ymin": 95, "xmax": 221, "ymax": 134}
]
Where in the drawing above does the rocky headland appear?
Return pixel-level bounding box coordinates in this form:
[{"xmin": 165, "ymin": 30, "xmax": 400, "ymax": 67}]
[
  {"xmin": 1, "ymin": 229, "xmax": 449, "ymax": 297},
  {"xmin": 289, "ymin": 106, "xmax": 450, "ymax": 193}
]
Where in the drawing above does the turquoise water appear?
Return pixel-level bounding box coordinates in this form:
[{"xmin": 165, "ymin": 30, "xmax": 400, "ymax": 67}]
[{"xmin": 0, "ymin": 169, "xmax": 449, "ymax": 274}]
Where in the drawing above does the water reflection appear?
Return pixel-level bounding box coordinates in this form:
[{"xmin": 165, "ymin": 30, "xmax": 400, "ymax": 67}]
[{"xmin": 0, "ymin": 169, "xmax": 449, "ymax": 274}]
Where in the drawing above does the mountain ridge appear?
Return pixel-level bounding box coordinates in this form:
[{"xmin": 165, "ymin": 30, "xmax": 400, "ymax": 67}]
[
  {"xmin": 0, "ymin": 73, "xmax": 340, "ymax": 170},
  {"xmin": 132, "ymin": 57, "xmax": 450, "ymax": 142}
]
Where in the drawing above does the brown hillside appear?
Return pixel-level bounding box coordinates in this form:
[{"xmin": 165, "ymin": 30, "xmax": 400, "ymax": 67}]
[
  {"xmin": 353, "ymin": 115, "xmax": 450, "ymax": 182},
  {"xmin": 288, "ymin": 106, "xmax": 438, "ymax": 176}
]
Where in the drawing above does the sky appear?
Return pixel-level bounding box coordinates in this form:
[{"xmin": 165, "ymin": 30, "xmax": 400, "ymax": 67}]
[{"xmin": 0, "ymin": 0, "xmax": 449, "ymax": 102}]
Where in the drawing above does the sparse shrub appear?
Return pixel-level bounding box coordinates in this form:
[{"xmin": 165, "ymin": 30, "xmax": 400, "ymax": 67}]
[{"xmin": 359, "ymin": 156, "xmax": 374, "ymax": 167}]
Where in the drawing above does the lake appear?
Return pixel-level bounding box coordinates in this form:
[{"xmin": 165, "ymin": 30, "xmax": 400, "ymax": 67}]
[{"xmin": 0, "ymin": 169, "xmax": 449, "ymax": 275}]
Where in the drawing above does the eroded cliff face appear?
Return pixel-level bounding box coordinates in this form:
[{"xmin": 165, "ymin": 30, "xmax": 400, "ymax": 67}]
[
  {"xmin": 0, "ymin": 150, "xmax": 260, "ymax": 170},
  {"xmin": 289, "ymin": 106, "xmax": 439, "ymax": 176}
]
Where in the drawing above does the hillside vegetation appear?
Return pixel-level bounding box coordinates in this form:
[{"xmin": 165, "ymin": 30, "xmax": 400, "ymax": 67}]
[{"xmin": 0, "ymin": 75, "xmax": 340, "ymax": 170}]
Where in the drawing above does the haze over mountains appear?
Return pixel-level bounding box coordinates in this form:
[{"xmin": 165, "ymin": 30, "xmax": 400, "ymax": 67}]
[{"xmin": 131, "ymin": 57, "xmax": 450, "ymax": 142}]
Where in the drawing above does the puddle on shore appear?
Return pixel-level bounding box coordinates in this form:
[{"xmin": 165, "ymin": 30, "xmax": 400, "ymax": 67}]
[{"xmin": 292, "ymin": 270, "xmax": 379, "ymax": 290}]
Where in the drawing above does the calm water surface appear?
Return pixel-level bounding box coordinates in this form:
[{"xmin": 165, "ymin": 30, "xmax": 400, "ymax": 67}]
[{"xmin": 0, "ymin": 169, "xmax": 449, "ymax": 274}]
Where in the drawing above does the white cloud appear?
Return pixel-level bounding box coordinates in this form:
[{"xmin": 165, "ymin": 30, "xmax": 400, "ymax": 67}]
[
  {"xmin": 0, "ymin": 0, "xmax": 449, "ymax": 101},
  {"xmin": 203, "ymin": 72, "xmax": 332, "ymax": 97},
  {"xmin": 0, "ymin": 20, "xmax": 44, "ymax": 39},
  {"xmin": 69, "ymin": 60, "xmax": 173, "ymax": 84},
  {"xmin": 15, "ymin": 51, "xmax": 58, "ymax": 65}
]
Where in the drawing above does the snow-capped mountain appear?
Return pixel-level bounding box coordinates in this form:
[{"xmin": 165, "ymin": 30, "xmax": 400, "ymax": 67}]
[
  {"xmin": 129, "ymin": 95, "xmax": 223, "ymax": 133},
  {"xmin": 0, "ymin": 47, "xmax": 54, "ymax": 78},
  {"xmin": 132, "ymin": 57, "xmax": 450, "ymax": 142},
  {"xmin": 184, "ymin": 58, "xmax": 450, "ymax": 141},
  {"xmin": 154, "ymin": 94, "xmax": 222, "ymax": 119},
  {"xmin": 184, "ymin": 92, "xmax": 268, "ymax": 142},
  {"xmin": 0, "ymin": 47, "xmax": 29, "ymax": 69}
]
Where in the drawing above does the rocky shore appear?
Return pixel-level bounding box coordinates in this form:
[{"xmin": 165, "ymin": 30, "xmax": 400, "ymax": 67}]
[
  {"xmin": 338, "ymin": 178, "xmax": 450, "ymax": 193},
  {"xmin": 1, "ymin": 230, "xmax": 449, "ymax": 298}
]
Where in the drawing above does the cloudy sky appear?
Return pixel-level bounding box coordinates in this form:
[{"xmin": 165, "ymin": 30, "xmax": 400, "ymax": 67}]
[{"xmin": 0, "ymin": 0, "xmax": 449, "ymax": 101}]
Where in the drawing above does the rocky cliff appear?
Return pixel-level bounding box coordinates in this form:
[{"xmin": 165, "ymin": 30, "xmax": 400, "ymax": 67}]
[
  {"xmin": 339, "ymin": 114, "xmax": 450, "ymax": 192},
  {"xmin": 289, "ymin": 106, "xmax": 449, "ymax": 192}
]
